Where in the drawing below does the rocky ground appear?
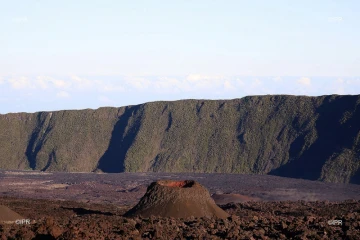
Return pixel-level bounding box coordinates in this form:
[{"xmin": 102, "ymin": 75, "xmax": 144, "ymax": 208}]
[
  {"xmin": 0, "ymin": 197, "xmax": 359, "ymax": 239},
  {"xmin": 1, "ymin": 170, "xmax": 360, "ymax": 239}
]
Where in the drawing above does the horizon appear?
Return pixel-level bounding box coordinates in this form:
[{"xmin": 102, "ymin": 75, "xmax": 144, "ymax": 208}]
[
  {"xmin": 1, "ymin": 1, "xmax": 359, "ymax": 113},
  {"xmin": 1, "ymin": 75, "xmax": 360, "ymax": 114},
  {"xmin": 1, "ymin": 90, "xmax": 359, "ymax": 115}
]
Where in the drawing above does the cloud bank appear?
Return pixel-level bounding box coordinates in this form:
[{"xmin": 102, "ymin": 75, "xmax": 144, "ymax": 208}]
[{"xmin": 0, "ymin": 75, "xmax": 359, "ymax": 113}]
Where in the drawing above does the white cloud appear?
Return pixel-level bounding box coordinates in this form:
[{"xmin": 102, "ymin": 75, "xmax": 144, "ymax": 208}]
[
  {"xmin": 70, "ymin": 75, "xmax": 94, "ymax": 90},
  {"xmin": 335, "ymin": 87, "xmax": 345, "ymax": 95},
  {"xmin": 252, "ymin": 79, "xmax": 262, "ymax": 87},
  {"xmin": 328, "ymin": 17, "xmax": 343, "ymax": 23},
  {"xmin": 322, "ymin": 78, "xmax": 360, "ymax": 95},
  {"xmin": 124, "ymin": 76, "xmax": 151, "ymax": 90},
  {"xmin": 186, "ymin": 74, "xmax": 224, "ymax": 83},
  {"xmin": 223, "ymin": 80, "xmax": 236, "ymax": 91},
  {"xmin": 98, "ymin": 96, "xmax": 115, "ymax": 104},
  {"xmin": 35, "ymin": 77, "xmax": 49, "ymax": 89},
  {"xmin": 122, "ymin": 74, "xmax": 233, "ymax": 93},
  {"xmin": 239, "ymin": 79, "xmax": 269, "ymax": 95},
  {"xmin": 35, "ymin": 76, "xmax": 70, "ymax": 89},
  {"xmin": 272, "ymin": 76, "xmax": 282, "ymax": 82},
  {"xmin": 297, "ymin": 77, "xmax": 311, "ymax": 86},
  {"xmin": 184, "ymin": 74, "xmax": 225, "ymax": 91},
  {"xmin": 5, "ymin": 75, "xmax": 125, "ymax": 93},
  {"xmin": 329, "ymin": 78, "xmax": 346, "ymax": 95},
  {"xmin": 8, "ymin": 77, "xmax": 33, "ymax": 89},
  {"xmin": 333, "ymin": 78, "xmax": 360, "ymax": 95},
  {"xmin": 70, "ymin": 75, "xmax": 83, "ymax": 82},
  {"xmin": 345, "ymin": 79, "xmax": 360, "ymax": 85},
  {"xmin": 337, "ymin": 78, "xmax": 344, "ymax": 84},
  {"xmin": 186, "ymin": 74, "xmax": 202, "ymax": 82},
  {"xmin": 153, "ymin": 77, "xmax": 185, "ymax": 92},
  {"xmin": 12, "ymin": 16, "xmax": 28, "ymax": 23},
  {"xmin": 234, "ymin": 78, "xmax": 244, "ymax": 87},
  {"xmin": 52, "ymin": 79, "xmax": 68, "ymax": 88},
  {"xmin": 56, "ymin": 91, "xmax": 70, "ymax": 98},
  {"xmin": 101, "ymin": 83, "xmax": 125, "ymax": 92},
  {"xmin": 4, "ymin": 75, "xmax": 356, "ymax": 109}
]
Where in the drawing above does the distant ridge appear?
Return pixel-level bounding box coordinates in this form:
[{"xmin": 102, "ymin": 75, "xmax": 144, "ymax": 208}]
[{"xmin": 0, "ymin": 94, "xmax": 359, "ymax": 184}]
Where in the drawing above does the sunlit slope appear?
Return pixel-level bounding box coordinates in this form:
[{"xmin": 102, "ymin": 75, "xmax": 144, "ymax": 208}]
[
  {"xmin": 0, "ymin": 95, "xmax": 359, "ymax": 183},
  {"xmin": 0, "ymin": 107, "xmax": 120, "ymax": 172}
]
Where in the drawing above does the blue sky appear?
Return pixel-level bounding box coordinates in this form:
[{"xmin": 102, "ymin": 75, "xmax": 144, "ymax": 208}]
[{"xmin": 1, "ymin": 0, "xmax": 359, "ymax": 113}]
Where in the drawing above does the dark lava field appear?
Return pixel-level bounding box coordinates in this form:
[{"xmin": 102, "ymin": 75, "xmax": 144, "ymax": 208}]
[{"xmin": 1, "ymin": 171, "xmax": 360, "ymax": 239}]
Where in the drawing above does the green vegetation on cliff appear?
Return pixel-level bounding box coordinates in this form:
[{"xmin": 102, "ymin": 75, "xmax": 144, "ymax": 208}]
[{"xmin": 0, "ymin": 95, "xmax": 359, "ymax": 183}]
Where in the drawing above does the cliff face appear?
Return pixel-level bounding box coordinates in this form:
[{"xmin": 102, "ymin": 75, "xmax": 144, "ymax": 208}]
[{"xmin": 1, "ymin": 95, "xmax": 359, "ymax": 183}]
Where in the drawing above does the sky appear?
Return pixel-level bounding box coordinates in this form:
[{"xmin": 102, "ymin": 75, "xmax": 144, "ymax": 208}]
[{"xmin": 1, "ymin": 0, "xmax": 359, "ymax": 113}]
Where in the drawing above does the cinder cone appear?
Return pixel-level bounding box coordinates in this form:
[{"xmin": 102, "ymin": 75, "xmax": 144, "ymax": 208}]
[
  {"xmin": 124, "ymin": 180, "xmax": 229, "ymax": 219},
  {"xmin": 0, "ymin": 205, "xmax": 23, "ymax": 224}
]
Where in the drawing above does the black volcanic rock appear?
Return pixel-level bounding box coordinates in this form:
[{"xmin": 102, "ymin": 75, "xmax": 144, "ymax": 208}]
[{"xmin": 0, "ymin": 95, "xmax": 359, "ymax": 183}]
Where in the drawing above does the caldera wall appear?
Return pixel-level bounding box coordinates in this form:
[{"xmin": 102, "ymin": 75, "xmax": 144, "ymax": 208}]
[{"xmin": 0, "ymin": 95, "xmax": 360, "ymax": 183}]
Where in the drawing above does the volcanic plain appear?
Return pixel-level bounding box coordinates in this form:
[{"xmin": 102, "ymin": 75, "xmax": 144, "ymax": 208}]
[{"xmin": 1, "ymin": 170, "xmax": 360, "ymax": 239}]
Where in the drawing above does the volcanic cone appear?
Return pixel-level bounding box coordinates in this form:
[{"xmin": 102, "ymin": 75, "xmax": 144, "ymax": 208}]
[
  {"xmin": 0, "ymin": 205, "xmax": 23, "ymax": 224},
  {"xmin": 124, "ymin": 180, "xmax": 229, "ymax": 219}
]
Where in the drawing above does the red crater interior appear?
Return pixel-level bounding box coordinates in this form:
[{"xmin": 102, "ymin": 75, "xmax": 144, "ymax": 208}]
[{"xmin": 159, "ymin": 180, "xmax": 195, "ymax": 188}]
